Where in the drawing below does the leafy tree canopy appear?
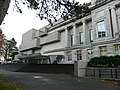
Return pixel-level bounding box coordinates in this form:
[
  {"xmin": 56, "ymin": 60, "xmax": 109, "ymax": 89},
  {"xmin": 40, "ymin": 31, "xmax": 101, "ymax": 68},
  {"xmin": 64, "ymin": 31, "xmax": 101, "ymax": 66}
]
[
  {"xmin": 3, "ymin": 38, "xmax": 18, "ymax": 61},
  {"xmin": 14, "ymin": 0, "xmax": 91, "ymax": 25}
]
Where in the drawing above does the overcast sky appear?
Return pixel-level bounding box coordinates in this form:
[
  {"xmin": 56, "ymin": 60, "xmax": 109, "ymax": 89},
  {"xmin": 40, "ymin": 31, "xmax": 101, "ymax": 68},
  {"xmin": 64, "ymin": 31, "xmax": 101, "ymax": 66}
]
[{"xmin": 0, "ymin": 0, "xmax": 91, "ymax": 47}]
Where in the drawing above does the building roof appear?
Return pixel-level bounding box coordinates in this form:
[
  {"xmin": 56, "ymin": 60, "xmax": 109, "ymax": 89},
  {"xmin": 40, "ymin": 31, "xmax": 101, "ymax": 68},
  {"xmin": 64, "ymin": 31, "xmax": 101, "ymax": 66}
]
[{"xmin": 18, "ymin": 53, "xmax": 48, "ymax": 60}]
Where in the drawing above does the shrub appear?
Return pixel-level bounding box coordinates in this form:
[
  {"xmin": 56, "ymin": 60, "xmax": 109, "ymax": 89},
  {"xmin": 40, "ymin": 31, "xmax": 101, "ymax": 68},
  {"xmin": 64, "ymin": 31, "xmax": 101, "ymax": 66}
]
[{"xmin": 88, "ymin": 55, "xmax": 120, "ymax": 67}]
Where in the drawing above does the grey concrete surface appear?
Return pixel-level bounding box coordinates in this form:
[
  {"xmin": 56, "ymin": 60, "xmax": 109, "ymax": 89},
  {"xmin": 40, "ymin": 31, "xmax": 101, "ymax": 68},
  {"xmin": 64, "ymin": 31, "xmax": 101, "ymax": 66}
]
[{"xmin": 0, "ymin": 69, "xmax": 120, "ymax": 90}]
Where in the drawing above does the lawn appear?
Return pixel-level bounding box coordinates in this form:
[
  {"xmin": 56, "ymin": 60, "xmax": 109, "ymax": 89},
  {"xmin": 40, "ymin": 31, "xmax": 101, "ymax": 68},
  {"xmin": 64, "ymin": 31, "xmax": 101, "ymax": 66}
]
[{"xmin": 0, "ymin": 76, "xmax": 26, "ymax": 90}]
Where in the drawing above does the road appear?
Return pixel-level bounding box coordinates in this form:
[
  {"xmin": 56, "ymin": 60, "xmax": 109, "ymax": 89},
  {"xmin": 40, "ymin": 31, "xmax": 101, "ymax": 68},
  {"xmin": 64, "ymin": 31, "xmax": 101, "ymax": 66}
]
[{"xmin": 0, "ymin": 69, "xmax": 120, "ymax": 90}]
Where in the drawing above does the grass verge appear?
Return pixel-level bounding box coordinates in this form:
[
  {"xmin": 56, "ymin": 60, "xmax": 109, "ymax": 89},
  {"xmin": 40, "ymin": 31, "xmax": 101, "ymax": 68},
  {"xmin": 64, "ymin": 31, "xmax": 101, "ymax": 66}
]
[{"xmin": 0, "ymin": 76, "xmax": 26, "ymax": 90}]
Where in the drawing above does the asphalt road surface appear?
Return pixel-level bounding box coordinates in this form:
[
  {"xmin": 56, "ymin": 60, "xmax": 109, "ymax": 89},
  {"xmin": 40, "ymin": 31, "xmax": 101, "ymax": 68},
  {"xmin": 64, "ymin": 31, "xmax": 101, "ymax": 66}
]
[{"xmin": 0, "ymin": 69, "xmax": 120, "ymax": 90}]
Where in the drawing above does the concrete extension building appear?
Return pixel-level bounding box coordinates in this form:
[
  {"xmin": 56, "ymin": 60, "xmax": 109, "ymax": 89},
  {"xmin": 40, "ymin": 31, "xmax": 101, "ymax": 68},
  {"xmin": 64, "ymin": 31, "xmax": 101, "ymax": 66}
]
[{"xmin": 19, "ymin": 0, "xmax": 120, "ymax": 64}]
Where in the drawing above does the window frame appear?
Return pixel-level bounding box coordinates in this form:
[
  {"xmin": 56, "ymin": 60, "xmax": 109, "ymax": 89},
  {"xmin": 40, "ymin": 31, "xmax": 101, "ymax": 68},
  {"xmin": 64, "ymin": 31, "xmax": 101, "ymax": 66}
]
[
  {"xmin": 77, "ymin": 50, "xmax": 82, "ymax": 60},
  {"xmin": 70, "ymin": 34, "xmax": 73, "ymax": 46},
  {"xmin": 97, "ymin": 20, "xmax": 106, "ymax": 38},
  {"xmin": 68, "ymin": 52, "xmax": 72, "ymax": 61},
  {"xmin": 79, "ymin": 32, "xmax": 83, "ymax": 44},
  {"xmin": 99, "ymin": 46, "xmax": 107, "ymax": 56},
  {"xmin": 89, "ymin": 29, "xmax": 93, "ymax": 42},
  {"xmin": 87, "ymin": 49, "xmax": 93, "ymax": 61},
  {"xmin": 114, "ymin": 44, "xmax": 120, "ymax": 55}
]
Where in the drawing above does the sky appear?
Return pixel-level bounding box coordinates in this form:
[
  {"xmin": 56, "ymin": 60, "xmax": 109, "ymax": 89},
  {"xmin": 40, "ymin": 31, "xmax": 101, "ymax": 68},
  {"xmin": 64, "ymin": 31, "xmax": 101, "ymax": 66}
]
[{"xmin": 0, "ymin": 0, "xmax": 91, "ymax": 47}]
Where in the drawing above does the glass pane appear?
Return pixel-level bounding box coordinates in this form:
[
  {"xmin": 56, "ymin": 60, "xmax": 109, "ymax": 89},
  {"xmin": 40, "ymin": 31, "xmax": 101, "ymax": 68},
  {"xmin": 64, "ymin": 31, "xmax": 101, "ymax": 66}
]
[
  {"xmin": 68, "ymin": 52, "xmax": 72, "ymax": 61},
  {"xmin": 81, "ymin": 32, "xmax": 83, "ymax": 42},
  {"xmin": 77, "ymin": 50, "xmax": 82, "ymax": 60},
  {"xmin": 90, "ymin": 30, "xmax": 93, "ymax": 41},
  {"xmin": 114, "ymin": 45, "xmax": 120, "ymax": 55},
  {"xmin": 70, "ymin": 34, "xmax": 73, "ymax": 46},
  {"xmin": 97, "ymin": 21, "xmax": 106, "ymax": 33},
  {"xmin": 100, "ymin": 46, "xmax": 107, "ymax": 56},
  {"xmin": 80, "ymin": 32, "xmax": 83, "ymax": 44}
]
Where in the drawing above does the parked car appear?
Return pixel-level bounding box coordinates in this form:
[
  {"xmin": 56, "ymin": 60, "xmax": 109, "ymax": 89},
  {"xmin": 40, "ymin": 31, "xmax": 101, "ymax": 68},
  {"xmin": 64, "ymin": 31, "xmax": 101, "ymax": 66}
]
[{"xmin": 0, "ymin": 60, "xmax": 7, "ymax": 65}]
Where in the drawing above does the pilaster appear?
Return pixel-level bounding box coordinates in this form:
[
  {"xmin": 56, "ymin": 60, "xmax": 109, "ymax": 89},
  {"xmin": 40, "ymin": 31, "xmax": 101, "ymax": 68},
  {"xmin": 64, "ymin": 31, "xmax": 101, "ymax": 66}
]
[
  {"xmin": 111, "ymin": 6, "xmax": 119, "ymax": 36},
  {"xmin": 82, "ymin": 20, "xmax": 86, "ymax": 44},
  {"xmin": 73, "ymin": 24, "xmax": 77, "ymax": 46},
  {"xmin": 65, "ymin": 28, "xmax": 68, "ymax": 47}
]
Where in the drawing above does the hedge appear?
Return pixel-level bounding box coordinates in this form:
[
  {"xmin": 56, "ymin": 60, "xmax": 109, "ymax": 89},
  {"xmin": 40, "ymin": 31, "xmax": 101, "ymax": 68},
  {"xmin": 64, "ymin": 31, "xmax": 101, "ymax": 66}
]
[{"xmin": 88, "ymin": 55, "xmax": 120, "ymax": 67}]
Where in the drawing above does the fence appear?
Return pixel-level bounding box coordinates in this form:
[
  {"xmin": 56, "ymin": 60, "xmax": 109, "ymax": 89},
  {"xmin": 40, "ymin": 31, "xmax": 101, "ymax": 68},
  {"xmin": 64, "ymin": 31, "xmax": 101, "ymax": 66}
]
[
  {"xmin": 86, "ymin": 67, "xmax": 120, "ymax": 79},
  {"xmin": 16, "ymin": 64, "xmax": 74, "ymax": 75}
]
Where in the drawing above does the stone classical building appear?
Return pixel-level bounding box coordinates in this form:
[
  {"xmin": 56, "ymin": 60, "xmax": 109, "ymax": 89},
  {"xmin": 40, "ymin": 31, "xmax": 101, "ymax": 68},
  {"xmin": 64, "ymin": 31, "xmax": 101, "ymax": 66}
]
[{"xmin": 19, "ymin": 0, "xmax": 120, "ymax": 64}]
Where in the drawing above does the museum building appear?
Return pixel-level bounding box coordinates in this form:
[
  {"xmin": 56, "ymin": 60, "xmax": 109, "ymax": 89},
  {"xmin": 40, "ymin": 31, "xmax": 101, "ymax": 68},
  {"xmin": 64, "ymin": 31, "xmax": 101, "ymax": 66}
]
[{"xmin": 19, "ymin": 0, "xmax": 120, "ymax": 64}]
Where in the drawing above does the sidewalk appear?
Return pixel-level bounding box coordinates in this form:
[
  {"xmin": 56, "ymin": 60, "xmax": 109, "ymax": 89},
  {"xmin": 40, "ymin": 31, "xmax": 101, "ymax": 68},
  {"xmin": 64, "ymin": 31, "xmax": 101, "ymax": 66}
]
[{"xmin": 0, "ymin": 68, "xmax": 120, "ymax": 90}]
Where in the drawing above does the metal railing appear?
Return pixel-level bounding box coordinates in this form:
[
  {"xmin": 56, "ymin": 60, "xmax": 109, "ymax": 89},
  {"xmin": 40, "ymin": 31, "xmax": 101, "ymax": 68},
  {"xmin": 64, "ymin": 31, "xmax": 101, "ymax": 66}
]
[{"xmin": 86, "ymin": 67, "xmax": 120, "ymax": 79}]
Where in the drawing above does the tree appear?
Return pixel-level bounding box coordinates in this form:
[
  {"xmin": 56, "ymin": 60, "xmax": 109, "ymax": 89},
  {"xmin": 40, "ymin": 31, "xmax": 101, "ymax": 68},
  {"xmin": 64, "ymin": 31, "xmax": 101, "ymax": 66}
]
[
  {"xmin": 14, "ymin": 0, "xmax": 91, "ymax": 25},
  {"xmin": 0, "ymin": 28, "xmax": 6, "ymax": 57},
  {"xmin": 9, "ymin": 46, "xmax": 19, "ymax": 61},
  {"xmin": 2, "ymin": 38, "xmax": 18, "ymax": 62}
]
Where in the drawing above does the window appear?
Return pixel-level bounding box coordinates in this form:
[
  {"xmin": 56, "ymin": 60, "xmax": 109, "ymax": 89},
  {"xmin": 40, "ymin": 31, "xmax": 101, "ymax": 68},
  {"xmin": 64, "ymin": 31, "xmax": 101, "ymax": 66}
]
[
  {"xmin": 32, "ymin": 49, "xmax": 35, "ymax": 54},
  {"xmin": 49, "ymin": 55, "xmax": 65, "ymax": 64},
  {"xmin": 68, "ymin": 52, "xmax": 72, "ymax": 61},
  {"xmin": 79, "ymin": 32, "xmax": 83, "ymax": 44},
  {"xmin": 114, "ymin": 45, "xmax": 120, "ymax": 55},
  {"xmin": 89, "ymin": 29, "xmax": 93, "ymax": 42},
  {"xmin": 87, "ymin": 49, "xmax": 93, "ymax": 61},
  {"xmin": 77, "ymin": 50, "xmax": 82, "ymax": 60},
  {"xmin": 97, "ymin": 21, "xmax": 106, "ymax": 38},
  {"xmin": 100, "ymin": 46, "xmax": 107, "ymax": 56},
  {"xmin": 70, "ymin": 34, "xmax": 73, "ymax": 46}
]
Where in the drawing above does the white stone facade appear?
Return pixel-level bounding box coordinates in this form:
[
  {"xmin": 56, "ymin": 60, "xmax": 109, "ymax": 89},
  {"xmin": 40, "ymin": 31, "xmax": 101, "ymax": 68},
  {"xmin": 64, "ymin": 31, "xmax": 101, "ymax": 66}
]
[{"xmin": 19, "ymin": 0, "xmax": 120, "ymax": 64}]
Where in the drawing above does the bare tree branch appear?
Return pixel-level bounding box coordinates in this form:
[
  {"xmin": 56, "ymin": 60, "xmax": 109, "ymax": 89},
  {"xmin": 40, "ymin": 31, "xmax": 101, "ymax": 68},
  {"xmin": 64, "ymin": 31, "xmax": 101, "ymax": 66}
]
[{"xmin": 13, "ymin": 0, "xmax": 91, "ymax": 25}]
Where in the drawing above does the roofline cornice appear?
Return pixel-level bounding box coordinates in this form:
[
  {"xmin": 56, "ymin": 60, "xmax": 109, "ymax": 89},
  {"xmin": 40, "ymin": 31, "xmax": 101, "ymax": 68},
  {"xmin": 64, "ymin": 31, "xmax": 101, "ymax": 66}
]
[{"xmin": 90, "ymin": 0, "xmax": 112, "ymax": 10}]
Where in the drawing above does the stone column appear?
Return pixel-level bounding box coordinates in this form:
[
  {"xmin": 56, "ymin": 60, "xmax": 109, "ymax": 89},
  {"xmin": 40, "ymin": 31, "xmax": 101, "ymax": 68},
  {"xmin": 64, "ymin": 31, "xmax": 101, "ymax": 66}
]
[
  {"xmin": 73, "ymin": 24, "xmax": 77, "ymax": 46},
  {"xmin": 111, "ymin": 7, "xmax": 119, "ymax": 36},
  {"xmin": 65, "ymin": 28, "xmax": 68, "ymax": 47},
  {"xmin": 82, "ymin": 20, "xmax": 86, "ymax": 44},
  {"xmin": 92, "ymin": 12, "xmax": 97, "ymax": 40},
  {"xmin": 105, "ymin": 7, "xmax": 113, "ymax": 37}
]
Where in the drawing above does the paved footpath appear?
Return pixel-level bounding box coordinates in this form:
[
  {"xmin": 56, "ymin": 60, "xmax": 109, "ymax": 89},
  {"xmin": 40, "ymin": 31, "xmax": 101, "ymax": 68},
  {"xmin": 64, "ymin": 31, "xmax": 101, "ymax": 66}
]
[{"xmin": 0, "ymin": 69, "xmax": 120, "ymax": 90}]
